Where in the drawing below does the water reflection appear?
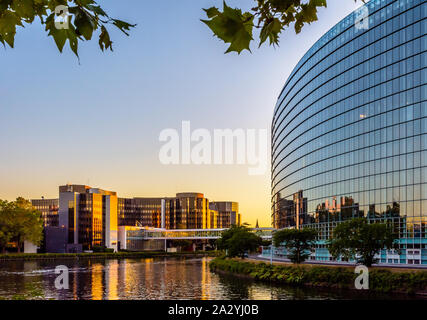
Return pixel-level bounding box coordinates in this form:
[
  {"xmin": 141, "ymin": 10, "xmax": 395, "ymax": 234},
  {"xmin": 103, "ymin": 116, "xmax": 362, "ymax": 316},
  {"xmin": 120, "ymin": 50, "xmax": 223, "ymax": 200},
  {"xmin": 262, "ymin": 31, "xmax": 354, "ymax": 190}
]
[{"xmin": 0, "ymin": 257, "xmax": 420, "ymax": 300}]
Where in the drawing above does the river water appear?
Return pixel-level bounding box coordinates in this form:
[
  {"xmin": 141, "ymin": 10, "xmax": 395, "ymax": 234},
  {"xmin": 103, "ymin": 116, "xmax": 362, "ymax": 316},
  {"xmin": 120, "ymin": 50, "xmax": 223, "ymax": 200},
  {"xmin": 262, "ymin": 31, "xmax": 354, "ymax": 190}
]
[{"xmin": 0, "ymin": 257, "xmax": 419, "ymax": 300}]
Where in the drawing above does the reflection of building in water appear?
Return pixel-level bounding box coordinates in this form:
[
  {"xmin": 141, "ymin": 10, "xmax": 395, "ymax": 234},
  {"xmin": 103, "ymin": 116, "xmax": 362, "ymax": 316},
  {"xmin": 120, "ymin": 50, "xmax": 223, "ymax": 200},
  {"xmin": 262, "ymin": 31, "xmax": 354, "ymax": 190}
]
[
  {"xmin": 105, "ymin": 260, "xmax": 119, "ymax": 300},
  {"xmin": 91, "ymin": 263, "xmax": 103, "ymax": 300},
  {"xmin": 269, "ymin": 0, "xmax": 427, "ymax": 266},
  {"xmin": 201, "ymin": 257, "xmax": 211, "ymax": 300}
]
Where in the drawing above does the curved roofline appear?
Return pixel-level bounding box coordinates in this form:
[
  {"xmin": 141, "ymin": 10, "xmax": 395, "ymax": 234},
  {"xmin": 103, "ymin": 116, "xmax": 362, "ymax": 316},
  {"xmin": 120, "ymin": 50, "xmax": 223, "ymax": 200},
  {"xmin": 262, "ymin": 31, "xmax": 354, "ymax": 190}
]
[{"xmin": 272, "ymin": 0, "xmax": 375, "ymax": 118}]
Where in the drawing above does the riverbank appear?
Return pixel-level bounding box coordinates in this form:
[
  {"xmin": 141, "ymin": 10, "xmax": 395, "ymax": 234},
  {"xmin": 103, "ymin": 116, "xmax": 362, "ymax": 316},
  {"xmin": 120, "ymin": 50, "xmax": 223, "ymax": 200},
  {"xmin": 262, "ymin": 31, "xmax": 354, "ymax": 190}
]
[
  {"xmin": 0, "ymin": 251, "xmax": 218, "ymax": 261},
  {"xmin": 249, "ymin": 255, "xmax": 427, "ymax": 272},
  {"xmin": 209, "ymin": 257, "xmax": 427, "ymax": 295}
]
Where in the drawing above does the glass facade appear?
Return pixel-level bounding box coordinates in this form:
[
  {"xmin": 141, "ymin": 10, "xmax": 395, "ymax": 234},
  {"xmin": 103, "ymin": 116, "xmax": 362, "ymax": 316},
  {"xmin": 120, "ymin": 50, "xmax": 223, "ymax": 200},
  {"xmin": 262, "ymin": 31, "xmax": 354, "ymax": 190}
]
[
  {"xmin": 57, "ymin": 185, "xmax": 118, "ymax": 251},
  {"xmin": 271, "ymin": 0, "xmax": 427, "ymax": 265},
  {"xmin": 118, "ymin": 193, "xmax": 241, "ymax": 230},
  {"xmin": 118, "ymin": 197, "xmax": 163, "ymax": 227},
  {"xmin": 209, "ymin": 201, "xmax": 241, "ymax": 228},
  {"xmin": 31, "ymin": 198, "xmax": 59, "ymax": 227}
]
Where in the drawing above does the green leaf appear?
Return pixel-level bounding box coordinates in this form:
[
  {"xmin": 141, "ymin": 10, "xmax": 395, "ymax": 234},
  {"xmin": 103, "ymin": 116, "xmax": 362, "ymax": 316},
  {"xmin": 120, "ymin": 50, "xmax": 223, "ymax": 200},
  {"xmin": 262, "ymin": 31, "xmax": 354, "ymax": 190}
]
[
  {"xmin": 74, "ymin": 8, "xmax": 95, "ymax": 40},
  {"xmin": 12, "ymin": 0, "xmax": 35, "ymax": 21},
  {"xmin": 46, "ymin": 0, "xmax": 68, "ymax": 12},
  {"xmin": 86, "ymin": 4, "xmax": 108, "ymax": 17},
  {"xmin": 76, "ymin": 0, "xmax": 96, "ymax": 6},
  {"xmin": 112, "ymin": 19, "xmax": 136, "ymax": 36},
  {"xmin": 259, "ymin": 17, "xmax": 282, "ymax": 47},
  {"xmin": 0, "ymin": 10, "xmax": 23, "ymax": 47},
  {"xmin": 203, "ymin": 7, "xmax": 220, "ymax": 19},
  {"xmin": 225, "ymin": 26, "xmax": 252, "ymax": 54},
  {"xmin": 312, "ymin": 0, "xmax": 327, "ymax": 7},
  {"xmin": 269, "ymin": 0, "xmax": 296, "ymax": 12},
  {"xmin": 45, "ymin": 13, "xmax": 79, "ymax": 57},
  {"xmin": 201, "ymin": 1, "xmax": 254, "ymax": 54},
  {"xmin": 66, "ymin": 21, "xmax": 79, "ymax": 57},
  {"xmin": 0, "ymin": 0, "xmax": 13, "ymax": 14},
  {"xmin": 45, "ymin": 13, "xmax": 67, "ymax": 52},
  {"xmin": 99, "ymin": 25, "xmax": 112, "ymax": 51},
  {"xmin": 294, "ymin": 0, "xmax": 327, "ymax": 33}
]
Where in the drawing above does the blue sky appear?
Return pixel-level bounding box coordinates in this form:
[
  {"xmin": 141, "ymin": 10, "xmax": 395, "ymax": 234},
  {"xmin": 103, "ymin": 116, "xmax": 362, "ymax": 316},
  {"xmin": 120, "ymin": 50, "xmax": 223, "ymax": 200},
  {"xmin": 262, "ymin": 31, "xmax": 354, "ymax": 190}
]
[{"xmin": 0, "ymin": 0, "xmax": 362, "ymax": 226}]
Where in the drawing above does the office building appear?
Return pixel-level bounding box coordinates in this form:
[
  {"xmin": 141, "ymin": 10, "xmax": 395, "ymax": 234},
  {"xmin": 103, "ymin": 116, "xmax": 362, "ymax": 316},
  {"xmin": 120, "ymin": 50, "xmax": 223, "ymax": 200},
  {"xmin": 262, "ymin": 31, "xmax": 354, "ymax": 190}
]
[
  {"xmin": 167, "ymin": 193, "xmax": 209, "ymax": 229},
  {"xmin": 119, "ymin": 193, "xmax": 227, "ymax": 230},
  {"xmin": 32, "ymin": 186, "xmax": 242, "ymax": 252},
  {"xmin": 58, "ymin": 184, "xmax": 118, "ymax": 252},
  {"xmin": 209, "ymin": 207, "xmax": 219, "ymax": 229},
  {"xmin": 118, "ymin": 197, "xmax": 163, "ymax": 228},
  {"xmin": 271, "ymin": 0, "xmax": 426, "ymax": 265},
  {"xmin": 209, "ymin": 202, "xmax": 241, "ymax": 228},
  {"xmin": 31, "ymin": 198, "xmax": 59, "ymax": 227}
]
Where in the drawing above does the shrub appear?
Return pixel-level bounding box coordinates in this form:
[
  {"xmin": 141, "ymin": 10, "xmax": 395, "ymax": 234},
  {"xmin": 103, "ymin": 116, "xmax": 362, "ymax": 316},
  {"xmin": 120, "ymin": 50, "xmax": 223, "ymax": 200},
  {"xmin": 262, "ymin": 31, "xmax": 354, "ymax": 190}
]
[{"xmin": 209, "ymin": 257, "xmax": 427, "ymax": 294}]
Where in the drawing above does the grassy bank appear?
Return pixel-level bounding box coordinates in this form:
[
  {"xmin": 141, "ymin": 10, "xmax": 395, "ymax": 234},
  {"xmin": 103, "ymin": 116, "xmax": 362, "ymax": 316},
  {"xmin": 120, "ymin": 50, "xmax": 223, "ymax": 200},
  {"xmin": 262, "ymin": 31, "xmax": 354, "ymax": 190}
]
[
  {"xmin": 209, "ymin": 257, "xmax": 427, "ymax": 295},
  {"xmin": 0, "ymin": 251, "xmax": 219, "ymax": 261}
]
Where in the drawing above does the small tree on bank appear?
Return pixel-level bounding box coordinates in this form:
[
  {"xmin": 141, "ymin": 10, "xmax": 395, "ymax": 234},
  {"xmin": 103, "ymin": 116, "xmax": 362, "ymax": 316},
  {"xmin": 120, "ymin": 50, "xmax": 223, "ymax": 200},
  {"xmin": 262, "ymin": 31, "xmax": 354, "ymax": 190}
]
[
  {"xmin": 273, "ymin": 228, "xmax": 318, "ymax": 264},
  {"xmin": 0, "ymin": 198, "xmax": 43, "ymax": 253},
  {"xmin": 261, "ymin": 239, "xmax": 272, "ymax": 247},
  {"xmin": 327, "ymin": 218, "xmax": 399, "ymax": 267},
  {"xmin": 170, "ymin": 239, "xmax": 193, "ymax": 251},
  {"xmin": 0, "ymin": 200, "xmax": 14, "ymax": 254},
  {"xmin": 217, "ymin": 225, "xmax": 262, "ymax": 259}
]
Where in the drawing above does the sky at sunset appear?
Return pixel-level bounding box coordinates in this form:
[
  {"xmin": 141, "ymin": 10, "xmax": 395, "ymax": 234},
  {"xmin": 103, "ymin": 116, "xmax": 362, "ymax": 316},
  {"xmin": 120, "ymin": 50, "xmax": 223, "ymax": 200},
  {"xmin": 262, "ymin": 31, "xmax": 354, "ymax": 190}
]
[{"xmin": 0, "ymin": 0, "xmax": 362, "ymax": 227}]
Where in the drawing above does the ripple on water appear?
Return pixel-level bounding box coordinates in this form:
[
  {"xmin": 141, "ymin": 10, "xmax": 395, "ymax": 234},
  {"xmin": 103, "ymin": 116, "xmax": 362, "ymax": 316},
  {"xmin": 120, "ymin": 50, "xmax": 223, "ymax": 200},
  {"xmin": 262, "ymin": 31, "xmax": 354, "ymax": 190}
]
[{"xmin": 0, "ymin": 257, "xmax": 422, "ymax": 300}]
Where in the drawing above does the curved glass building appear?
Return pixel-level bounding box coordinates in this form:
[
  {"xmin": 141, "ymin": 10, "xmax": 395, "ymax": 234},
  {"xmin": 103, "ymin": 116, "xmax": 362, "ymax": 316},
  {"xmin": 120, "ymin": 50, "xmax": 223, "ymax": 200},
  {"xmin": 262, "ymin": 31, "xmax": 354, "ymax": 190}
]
[{"xmin": 271, "ymin": 0, "xmax": 426, "ymax": 265}]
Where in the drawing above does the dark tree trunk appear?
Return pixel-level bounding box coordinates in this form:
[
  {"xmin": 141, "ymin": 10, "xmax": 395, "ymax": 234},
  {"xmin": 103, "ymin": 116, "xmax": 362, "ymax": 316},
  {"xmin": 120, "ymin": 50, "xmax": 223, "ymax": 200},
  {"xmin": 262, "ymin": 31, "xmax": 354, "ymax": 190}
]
[{"xmin": 365, "ymin": 255, "xmax": 373, "ymax": 267}]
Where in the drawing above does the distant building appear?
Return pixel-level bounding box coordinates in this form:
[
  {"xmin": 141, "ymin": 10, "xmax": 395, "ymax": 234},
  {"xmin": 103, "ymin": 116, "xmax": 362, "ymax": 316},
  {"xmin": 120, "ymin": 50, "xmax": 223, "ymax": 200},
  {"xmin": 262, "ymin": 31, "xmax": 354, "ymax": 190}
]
[
  {"xmin": 209, "ymin": 207, "xmax": 219, "ymax": 229},
  {"xmin": 58, "ymin": 184, "xmax": 118, "ymax": 252},
  {"xmin": 31, "ymin": 198, "xmax": 59, "ymax": 227},
  {"xmin": 118, "ymin": 226, "xmax": 165, "ymax": 251},
  {"xmin": 168, "ymin": 193, "xmax": 209, "ymax": 229},
  {"xmin": 119, "ymin": 193, "xmax": 215, "ymax": 230},
  {"xmin": 32, "ymin": 185, "xmax": 242, "ymax": 252},
  {"xmin": 42, "ymin": 226, "xmax": 67, "ymax": 253},
  {"xmin": 118, "ymin": 197, "xmax": 163, "ymax": 227},
  {"xmin": 209, "ymin": 202, "xmax": 240, "ymax": 228}
]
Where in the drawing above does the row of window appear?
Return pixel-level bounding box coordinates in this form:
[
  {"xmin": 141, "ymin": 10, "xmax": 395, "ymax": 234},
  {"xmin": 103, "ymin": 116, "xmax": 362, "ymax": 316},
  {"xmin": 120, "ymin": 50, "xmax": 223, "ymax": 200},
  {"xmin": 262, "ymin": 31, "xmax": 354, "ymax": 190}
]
[
  {"xmin": 274, "ymin": 0, "xmax": 424, "ymax": 125},
  {"xmin": 273, "ymin": 151, "xmax": 427, "ymax": 201},
  {"xmin": 272, "ymin": 102, "xmax": 427, "ymax": 188},
  {"xmin": 271, "ymin": 0, "xmax": 426, "ymax": 231},
  {"xmin": 272, "ymin": 52, "xmax": 426, "ymax": 160},
  {"xmin": 273, "ymin": 23, "xmax": 426, "ymax": 142}
]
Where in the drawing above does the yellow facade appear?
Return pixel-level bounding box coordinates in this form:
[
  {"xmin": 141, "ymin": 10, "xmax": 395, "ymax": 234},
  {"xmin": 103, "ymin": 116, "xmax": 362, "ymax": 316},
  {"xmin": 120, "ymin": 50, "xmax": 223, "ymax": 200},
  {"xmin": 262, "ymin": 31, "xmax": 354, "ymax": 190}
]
[{"xmin": 92, "ymin": 193, "xmax": 103, "ymax": 248}]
